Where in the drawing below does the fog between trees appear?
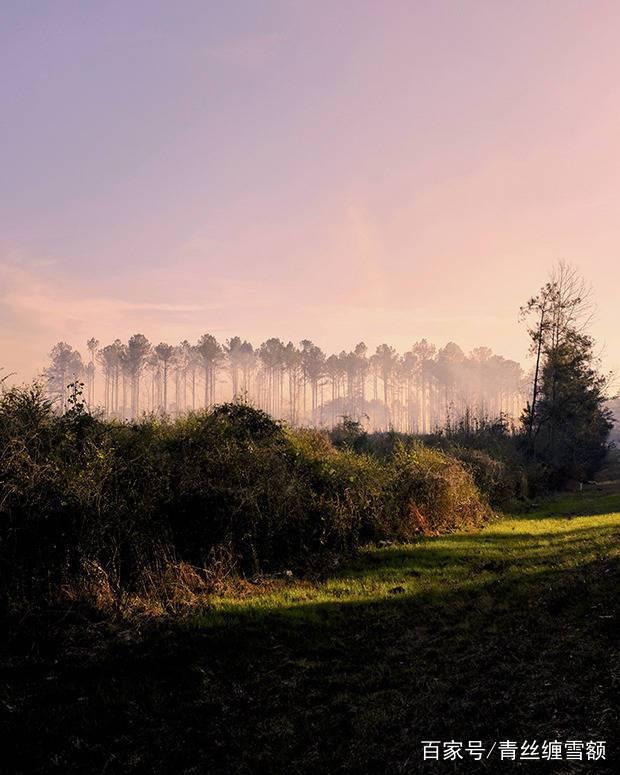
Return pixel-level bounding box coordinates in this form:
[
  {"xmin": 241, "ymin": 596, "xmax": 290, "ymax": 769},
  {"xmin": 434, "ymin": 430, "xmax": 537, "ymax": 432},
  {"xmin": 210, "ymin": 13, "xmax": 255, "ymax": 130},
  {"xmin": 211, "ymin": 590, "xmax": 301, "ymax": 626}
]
[{"xmin": 44, "ymin": 336, "xmax": 525, "ymax": 432}]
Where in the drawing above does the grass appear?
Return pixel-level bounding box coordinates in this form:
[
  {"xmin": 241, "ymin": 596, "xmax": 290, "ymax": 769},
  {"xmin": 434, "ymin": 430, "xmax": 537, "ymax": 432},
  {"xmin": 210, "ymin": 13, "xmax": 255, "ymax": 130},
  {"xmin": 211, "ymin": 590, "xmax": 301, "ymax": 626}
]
[
  {"xmin": 3, "ymin": 464, "xmax": 619, "ymax": 773},
  {"xmin": 203, "ymin": 497, "xmax": 619, "ymax": 618}
]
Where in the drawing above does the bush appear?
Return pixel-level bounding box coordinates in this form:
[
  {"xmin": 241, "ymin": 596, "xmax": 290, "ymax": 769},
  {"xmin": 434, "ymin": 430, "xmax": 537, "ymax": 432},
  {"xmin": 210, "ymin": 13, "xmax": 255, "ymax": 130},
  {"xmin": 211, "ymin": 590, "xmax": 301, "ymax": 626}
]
[
  {"xmin": 389, "ymin": 444, "xmax": 491, "ymax": 537},
  {"xmin": 0, "ymin": 386, "xmax": 492, "ymax": 612},
  {"xmin": 446, "ymin": 447, "xmax": 527, "ymax": 505}
]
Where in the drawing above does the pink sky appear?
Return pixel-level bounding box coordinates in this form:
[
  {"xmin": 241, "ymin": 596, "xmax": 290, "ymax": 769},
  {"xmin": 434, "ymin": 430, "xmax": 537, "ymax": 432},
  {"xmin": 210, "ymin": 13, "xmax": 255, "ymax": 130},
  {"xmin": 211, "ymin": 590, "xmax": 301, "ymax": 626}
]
[{"xmin": 1, "ymin": 1, "xmax": 619, "ymax": 383}]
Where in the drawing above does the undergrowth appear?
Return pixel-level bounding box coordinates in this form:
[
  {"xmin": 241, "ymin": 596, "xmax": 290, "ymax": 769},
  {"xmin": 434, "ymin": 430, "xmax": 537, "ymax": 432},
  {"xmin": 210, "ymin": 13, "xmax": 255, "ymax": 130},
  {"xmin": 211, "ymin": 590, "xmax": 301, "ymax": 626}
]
[{"xmin": 0, "ymin": 385, "xmax": 490, "ymax": 614}]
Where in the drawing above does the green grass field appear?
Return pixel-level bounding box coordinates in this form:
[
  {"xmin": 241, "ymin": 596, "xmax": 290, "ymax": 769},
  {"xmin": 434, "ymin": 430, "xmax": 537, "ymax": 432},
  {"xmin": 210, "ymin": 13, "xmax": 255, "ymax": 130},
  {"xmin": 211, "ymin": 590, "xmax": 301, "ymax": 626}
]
[{"xmin": 5, "ymin": 460, "xmax": 619, "ymax": 773}]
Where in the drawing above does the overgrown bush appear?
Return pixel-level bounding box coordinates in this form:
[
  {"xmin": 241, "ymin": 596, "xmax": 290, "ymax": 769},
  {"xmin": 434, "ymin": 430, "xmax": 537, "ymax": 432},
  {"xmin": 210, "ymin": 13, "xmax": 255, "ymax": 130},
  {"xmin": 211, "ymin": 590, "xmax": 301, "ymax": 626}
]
[
  {"xmin": 388, "ymin": 444, "xmax": 491, "ymax": 536},
  {"xmin": 441, "ymin": 447, "xmax": 526, "ymax": 505},
  {"xmin": 329, "ymin": 419, "xmax": 531, "ymax": 506},
  {"xmin": 0, "ymin": 386, "xmax": 492, "ymax": 612}
]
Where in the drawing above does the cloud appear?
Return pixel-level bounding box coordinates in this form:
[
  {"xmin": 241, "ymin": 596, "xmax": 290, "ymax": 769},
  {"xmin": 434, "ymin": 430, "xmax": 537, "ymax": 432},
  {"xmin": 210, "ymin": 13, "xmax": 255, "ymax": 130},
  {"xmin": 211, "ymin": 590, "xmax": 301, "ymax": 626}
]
[
  {"xmin": 1, "ymin": 261, "xmax": 218, "ymax": 323},
  {"xmin": 0, "ymin": 258, "xmax": 228, "ymax": 380}
]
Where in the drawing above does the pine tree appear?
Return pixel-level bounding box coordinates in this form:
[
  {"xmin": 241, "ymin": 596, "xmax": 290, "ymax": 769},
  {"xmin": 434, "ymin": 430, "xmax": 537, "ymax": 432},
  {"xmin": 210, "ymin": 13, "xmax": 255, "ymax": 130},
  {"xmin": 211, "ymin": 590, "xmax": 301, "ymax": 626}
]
[{"xmin": 522, "ymin": 264, "xmax": 612, "ymax": 481}]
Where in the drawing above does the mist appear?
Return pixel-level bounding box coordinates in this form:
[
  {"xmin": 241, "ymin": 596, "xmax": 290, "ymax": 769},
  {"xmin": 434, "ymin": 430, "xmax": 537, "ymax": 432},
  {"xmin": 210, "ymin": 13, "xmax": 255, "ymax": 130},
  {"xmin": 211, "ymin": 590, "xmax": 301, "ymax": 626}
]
[{"xmin": 44, "ymin": 334, "xmax": 524, "ymax": 432}]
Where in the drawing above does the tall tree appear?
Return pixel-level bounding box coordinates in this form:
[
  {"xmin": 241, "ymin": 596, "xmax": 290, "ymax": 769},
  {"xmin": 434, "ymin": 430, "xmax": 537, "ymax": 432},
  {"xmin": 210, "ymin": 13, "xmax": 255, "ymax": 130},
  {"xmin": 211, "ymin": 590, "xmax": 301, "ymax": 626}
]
[
  {"xmin": 86, "ymin": 337, "xmax": 99, "ymax": 407},
  {"xmin": 145, "ymin": 350, "xmax": 161, "ymax": 413},
  {"xmin": 412, "ymin": 339, "xmax": 437, "ymax": 432},
  {"xmin": 154, "ymin": 342, "xmax": 175, "ymax": 413},
  {"xmin": 522, "ymin": 264, "xmax": 611, "ymax": 480},
  {"xmin": 177, "ymin": 340, "xmax": 192, "ymax": 414},
  {"xmin": 46, "ymin": 343, "xmax": 83, "ymax": 413},
  {"xmin": 372, "ymin": 344, "xmax": 398, "ymax": 428},
  {"xmin": 283, "ymin": 341, "xmax": 303, "ymax": 423},
  {"xmin": 301, "ymin": 341, "xmax": 325, "ymax": 422},
  {"xmin": 41, "ymin": 332, "xmax": 527, "ymax": 431},
  {"xmin": 196, "ymin": 334, "xmax": 222, "ymax": 408},
  {"xmin": 225, "ymin": 337, "xmax": 244, "ymax": 399},
  {"xmin": 126, "ymin": 334, "xmax": 151, "ymax": 418},
  {"xmin": 259, "ymin": 338, "xmax": 287, "ymax": 417},
  {"xmin": 187, "ymin": 344, "xmax": 201, "ymax": 410},
  {"xmin": 97, "ymin": 342, "xmax": 118, "ymax": 415}
]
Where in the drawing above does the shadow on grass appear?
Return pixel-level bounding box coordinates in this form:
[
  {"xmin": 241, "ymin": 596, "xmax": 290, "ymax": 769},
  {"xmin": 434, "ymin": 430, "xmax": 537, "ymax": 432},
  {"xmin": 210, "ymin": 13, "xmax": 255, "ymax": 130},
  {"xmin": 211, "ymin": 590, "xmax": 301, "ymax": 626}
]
[{"xmin": 4, "ymin": 537, "xmax": 618, "ymax": 774}]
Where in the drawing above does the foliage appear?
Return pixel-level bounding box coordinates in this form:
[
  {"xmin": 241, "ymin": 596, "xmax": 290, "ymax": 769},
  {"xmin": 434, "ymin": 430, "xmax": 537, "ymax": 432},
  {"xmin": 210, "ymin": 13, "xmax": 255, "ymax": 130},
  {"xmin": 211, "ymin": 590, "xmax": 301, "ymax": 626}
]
[
  {"xmin": 4, "ymin": 463, "xmax": 619, "ymax": 773},
  {"xmin": 521, "ymin": 264, "xmax": 613, "ymax": 484},
  {"xmin": 530, "ymin": 334, "xmax": 612, "ymax": 483},
  {"xmin": 329, "ymin": 415, "xmax": 531, "ymax": 505},
  {"xmin": 608, "ymin": 396, "xmax": 620, "ymax": 443},
  {"xmin": 46, "ymin": 332, "xmax": 525, "ymax": 433},
  {"xmin": 0, "ymin": 386, "xmax": 491, "ymax": 611},
  {"xmin": 388, "ymin": 443, "xmax": 490, "ymax": 536},
  {"xmin": 329, "ymin": 415, "xmax": 369, "ymax": 451}
]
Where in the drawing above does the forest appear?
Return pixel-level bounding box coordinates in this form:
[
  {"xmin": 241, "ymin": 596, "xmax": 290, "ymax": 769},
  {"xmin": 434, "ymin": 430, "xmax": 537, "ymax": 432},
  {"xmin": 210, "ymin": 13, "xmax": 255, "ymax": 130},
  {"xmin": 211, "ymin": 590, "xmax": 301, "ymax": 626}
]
[{"xmin": 44, "ymin": 336, "xmax": 525, "ymax": 432}]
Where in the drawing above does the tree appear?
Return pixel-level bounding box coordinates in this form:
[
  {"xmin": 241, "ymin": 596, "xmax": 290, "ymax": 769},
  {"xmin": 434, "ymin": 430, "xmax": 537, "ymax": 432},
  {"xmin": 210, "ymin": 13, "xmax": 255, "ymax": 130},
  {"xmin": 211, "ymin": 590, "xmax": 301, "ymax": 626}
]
[
  {"xmin": 188, "ymin": 344, "xmax": 202, "ymax": 410},
  {"xmin": 522, "ymin": 264, "xmax": 611, "ymax": 481},
  {"xmin": 225, "ymin": 337, "xmax": 244, "ymax": 399},
  {"xmin": 324, "ymin": 353, "xmax": 342, "ymax": 426},
  {"xmin": 520, "ymin": 262, "xmax": 593, "ymax": 442},
  {"xmin": 283, "ymin": 341, "xmax": 303, "ymax": 423},
  {"xmin": 86, "ymin": 337, "xmax": 99, "ymax": 407},
  {"xmin": 176, "ymin": 340, "xmax": 192, "ymax": 414},
  {"xmin": 97, "ymin": 342, "xmax": 119, "ymax": 415},
  {"xmin": 533, "ymin": 331, "xmax": 611, "ymax": 480},
  {"xmin": 154, "ymin": 342, "xmax": 175, "ymax": 413},
  {"xmin": 40, "ymin": 332, "xmax": 527, "ymax": 431},
  {"xmin": 400, "ymin": 348, "xmax": 419, "ymax": 432},
  {"xmin": 607, "ymin": 397, "xmax": 620, "ymax": 444},
  {"xmin": 258, "ymin": 338, "xmax": 287, "ymax": 416},
  {"xmin": 412, "ymin": 339, "xmax": 437, "ymax": 432},
  {"xmin": 196, "ymin": 334, "xmax": 222, "ymax": 408},
  {"xmin": 46, "ymin": 343, "xmax": 83, "ymax": 413},
  {"xmin": 145, "ymin": 350, "xmax": 161, "ymax": 413},
  {"xmin": 126, "ymin": 334, "xmax": 151, "ymax": 418},
  {"xmin": 372, "ymin": 344, "xmax": 398, "ymax": 428},
  {"xmin": 238, "ymin": 341, "xmax": 257, "ymax": 396},
  {"xmin": 300, "ymin": 341, "xmax": 325, "ymax": 422},
  {"xmin": 520, "ymin": 281, "xmax": 557, "ymax": 440}
]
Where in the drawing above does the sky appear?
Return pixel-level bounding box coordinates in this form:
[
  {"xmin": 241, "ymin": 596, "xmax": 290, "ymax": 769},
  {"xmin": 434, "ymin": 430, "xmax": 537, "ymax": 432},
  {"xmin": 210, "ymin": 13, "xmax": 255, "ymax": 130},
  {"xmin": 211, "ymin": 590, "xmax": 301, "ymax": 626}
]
[{"xmin": 1, "ymin": 0, "xmax": 620, "ymax": 383}]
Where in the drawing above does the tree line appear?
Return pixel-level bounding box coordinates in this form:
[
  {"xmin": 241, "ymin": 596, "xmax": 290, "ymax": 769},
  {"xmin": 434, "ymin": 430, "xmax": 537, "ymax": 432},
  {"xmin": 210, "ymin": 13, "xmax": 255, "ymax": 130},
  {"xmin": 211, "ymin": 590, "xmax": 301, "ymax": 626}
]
[{"xmin": 44, "ymin": 336, "xmax": 525, "ymax": 432}]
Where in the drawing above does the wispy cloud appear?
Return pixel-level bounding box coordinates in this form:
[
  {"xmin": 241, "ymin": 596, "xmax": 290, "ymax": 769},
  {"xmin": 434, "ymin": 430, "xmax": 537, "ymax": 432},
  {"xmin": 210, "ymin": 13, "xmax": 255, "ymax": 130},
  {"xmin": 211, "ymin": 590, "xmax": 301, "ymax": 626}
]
[{"xmin": 0, "ymin": 258, "xmax": 229, "ymax": 379}]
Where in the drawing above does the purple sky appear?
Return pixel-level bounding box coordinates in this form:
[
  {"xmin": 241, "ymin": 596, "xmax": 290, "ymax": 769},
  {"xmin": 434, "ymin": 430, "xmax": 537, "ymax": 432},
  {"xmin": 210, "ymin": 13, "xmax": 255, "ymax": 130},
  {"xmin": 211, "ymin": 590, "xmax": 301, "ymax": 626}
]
[{"xmin": 2, "ymin": 1, "xmax": 620, "ymax": 381}]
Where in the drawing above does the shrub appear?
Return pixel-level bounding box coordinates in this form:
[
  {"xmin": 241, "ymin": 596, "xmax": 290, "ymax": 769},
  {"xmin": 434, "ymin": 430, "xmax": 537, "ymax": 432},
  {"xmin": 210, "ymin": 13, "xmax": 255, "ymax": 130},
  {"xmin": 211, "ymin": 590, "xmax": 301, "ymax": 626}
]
[
  {"xmin": 329, "ymin": 416, "xmax": 368, "ymax": 452},
  {"xmin": 447, "ymin": 447, "xmax": 527, "ymax": 505},
  {"xmin": 0, "ymin": 387, "xmax": 492, "ymax": 612},
  {"xmin": 389, "ymin": 444, "xmax": 491, "ymax": 537}
]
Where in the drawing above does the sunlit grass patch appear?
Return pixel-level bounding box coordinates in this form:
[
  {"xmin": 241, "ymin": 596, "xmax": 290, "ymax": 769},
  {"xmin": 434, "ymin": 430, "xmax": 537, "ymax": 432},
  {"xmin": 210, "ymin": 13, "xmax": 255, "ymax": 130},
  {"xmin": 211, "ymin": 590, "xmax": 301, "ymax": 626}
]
[{"xmin": 189, "ymin": 498, "xmax": 619, "ymax": 630}]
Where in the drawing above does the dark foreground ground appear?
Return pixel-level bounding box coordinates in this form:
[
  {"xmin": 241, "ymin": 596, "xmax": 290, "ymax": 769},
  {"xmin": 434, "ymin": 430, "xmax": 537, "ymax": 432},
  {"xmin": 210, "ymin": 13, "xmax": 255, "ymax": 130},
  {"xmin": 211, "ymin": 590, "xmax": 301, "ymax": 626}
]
[{"xmin": 2, "ymin": 459, "xmax": 619, "ymax": 774}]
